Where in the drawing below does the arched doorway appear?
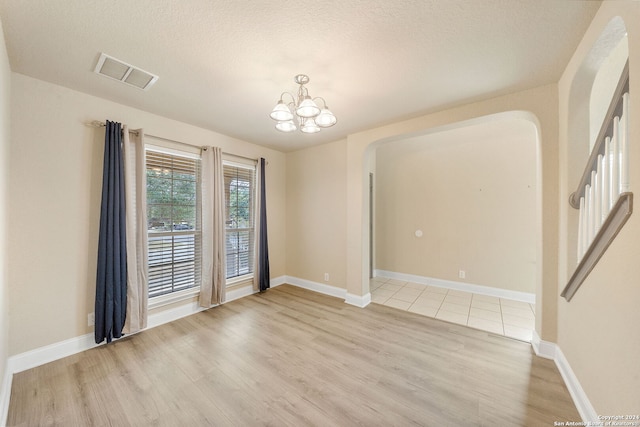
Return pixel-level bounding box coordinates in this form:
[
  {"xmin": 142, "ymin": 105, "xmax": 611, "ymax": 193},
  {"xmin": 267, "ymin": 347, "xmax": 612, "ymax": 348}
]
[
  {"xmin": 370, "ymin": 115, "xmax": 538, "ymax": 340},
  {"xmin": 346, "ymin": 110, "xmax": 546, "ymax": 340}
]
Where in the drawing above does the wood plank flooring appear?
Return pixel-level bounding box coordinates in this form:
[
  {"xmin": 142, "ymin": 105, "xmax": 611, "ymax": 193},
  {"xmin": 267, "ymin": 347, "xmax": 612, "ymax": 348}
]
[{"xmin": 7, "ymin": 285, "xmax": 580, "ymax": 426}]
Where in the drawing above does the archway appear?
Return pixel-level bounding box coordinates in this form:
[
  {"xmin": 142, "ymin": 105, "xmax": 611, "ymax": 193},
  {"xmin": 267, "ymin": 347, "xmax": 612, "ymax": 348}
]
[
  {"xmin": 369, "ymin": 114, "xmax": 538, "ymax": 339},
  {"xmin": 346, "ymin": 110, "xmax": 546, "ymax": 338}
]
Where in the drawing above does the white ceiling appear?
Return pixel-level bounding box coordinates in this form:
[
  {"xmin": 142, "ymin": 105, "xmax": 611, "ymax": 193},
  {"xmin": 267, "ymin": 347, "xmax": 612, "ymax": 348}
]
[{"xmin": 0, "ymin": 0, "xmax": 601, "ymax": 152}]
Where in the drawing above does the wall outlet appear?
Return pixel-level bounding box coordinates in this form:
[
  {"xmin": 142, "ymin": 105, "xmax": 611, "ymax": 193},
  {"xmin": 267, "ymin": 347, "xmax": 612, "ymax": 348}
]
[
  {"xmin": 324, "ymin": 273, "xmax": 330, "ymax": 282},
  {"xmin": 458, "ymin": 270, "xmax": 466, "ymax": 279},
  {"xmin": 88, "ymin": 312, "xmax": 95, "ymax": 327}
]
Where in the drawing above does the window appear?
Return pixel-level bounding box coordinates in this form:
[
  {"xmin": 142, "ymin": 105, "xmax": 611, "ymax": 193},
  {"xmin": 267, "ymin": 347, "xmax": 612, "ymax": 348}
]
[
  {"xmin": 146, "ymin": 148, "xmax": 201, "ymax": 298},
  {"xmin": 224, "ymin": 162, "xmax": 255, "ymax": 281}
]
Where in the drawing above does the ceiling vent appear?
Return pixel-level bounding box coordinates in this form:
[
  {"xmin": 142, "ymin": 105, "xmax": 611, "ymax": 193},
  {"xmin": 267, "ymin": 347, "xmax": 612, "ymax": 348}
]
[{"xmin": 94, "ymin": 53, "xmax": 158, "ymax": 90}]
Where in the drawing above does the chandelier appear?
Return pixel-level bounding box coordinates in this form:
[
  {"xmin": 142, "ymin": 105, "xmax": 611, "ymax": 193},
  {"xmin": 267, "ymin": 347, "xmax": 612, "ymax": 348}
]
[{"xmin": 270, "ymin": 74, "xmax": 337, "ymax": 133}]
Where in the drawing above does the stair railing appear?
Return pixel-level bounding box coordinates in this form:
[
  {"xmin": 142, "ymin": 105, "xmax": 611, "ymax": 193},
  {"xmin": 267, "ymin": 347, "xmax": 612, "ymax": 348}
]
[{"xmin": 562, "ymin": 61, "xmax": 632, "ymax": 301}]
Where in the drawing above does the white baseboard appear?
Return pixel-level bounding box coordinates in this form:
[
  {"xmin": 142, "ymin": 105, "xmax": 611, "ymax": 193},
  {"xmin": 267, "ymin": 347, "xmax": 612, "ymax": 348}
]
[
  {"xmin": 284, "ymin": 276, "xmax": 371, "ymax": 308},
  {"xmin": 226, "ymin": 283, "xmax": 256, "ymax": 302},
  {"xmin": 375, "ymin": 269, "xmax": 535, "ymax": 304},
  {"xmin": 284, "ymin": 276, "xmax": 347, "ymax": 299},
  {"xmin": 531, "ymin": 330, "xmax": 556, "ymax": 360},
  {"xmin": 8, "ymin": 332, "xmax": 100, "ymax": 375},
  {"xmin": 531, "ymin": 331, "xmax": 597, "ymax": 423},
  {"xmin": 554, "ymin": 345, "xmax": 598, "ymax": 423},
  {"xmin": 7, "ymin": 300, "xmax": 209, "ymax": 376},
  {"xmin": 148, "ymin": 300, "xmax": 208, "ymax": 329},
  {"xmin": 270, "ymin": 276, "xmax": 286, "ymax": 287},
  {"xmin": 8, "ymin": 276, "xmax": 286, "ymax": 371},
  {"xmin": 345, "ymin": 292, "xmax": 371, "ymax": 308}
]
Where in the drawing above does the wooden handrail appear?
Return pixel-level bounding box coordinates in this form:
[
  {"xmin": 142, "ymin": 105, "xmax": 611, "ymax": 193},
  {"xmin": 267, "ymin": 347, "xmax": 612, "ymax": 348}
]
[
  {"xmin": 569, "ymin": 60, "xmax": 629, "ymax": 209},
  {"xmin": 562, "ymin": 192, "xmax": 633, "ymax": 301}
]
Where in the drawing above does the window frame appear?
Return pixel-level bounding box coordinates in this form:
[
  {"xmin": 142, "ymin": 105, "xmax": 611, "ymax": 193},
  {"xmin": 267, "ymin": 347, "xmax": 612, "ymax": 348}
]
[
  {"xmin": 223, "ymin": 159, "xmax": 257, "ymax": 286},
  {"xmin": 145, "ymin": 144, "xmax": 202, "ymax": 307}
]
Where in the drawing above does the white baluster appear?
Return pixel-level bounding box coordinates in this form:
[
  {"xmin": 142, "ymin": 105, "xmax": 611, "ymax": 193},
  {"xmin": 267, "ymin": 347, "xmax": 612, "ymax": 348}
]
[
  {"xmin": 577, "ymin": 196, "xmax": 585, "ymax": 262},
  {"xmin": 582, "ymin": 194, "xmax": 588, "ymax": 255},
  {"xmin": 613, "ymin": 116, "xmax": 621, "ymax": 196},
  {"xmin": 620, "ymin": 93, "xmax": 629, "ymax": 192},
  {"xmin": 603, "ymin": 137, "xmax": 610, "ymax": 215},
  {"xmin": 591, "ymin": 171, "xmax": 597, "ymax": 238},
  {"xmin": 611, "ymin": 128, "xmax": 619, "ymax": 204},
  {"xmin": 586, "ymin": 182, "xmax": 593, "ymax": 246},
  {"xmin": 595, "ymin": 158, "xmax": 602, "ymax": 231}
]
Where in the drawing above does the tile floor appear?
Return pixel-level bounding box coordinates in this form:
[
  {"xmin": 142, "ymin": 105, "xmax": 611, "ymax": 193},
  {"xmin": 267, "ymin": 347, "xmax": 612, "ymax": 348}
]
[{"xmin": 370, "ymin": 277, "xmax": 535, "ymax": 342}]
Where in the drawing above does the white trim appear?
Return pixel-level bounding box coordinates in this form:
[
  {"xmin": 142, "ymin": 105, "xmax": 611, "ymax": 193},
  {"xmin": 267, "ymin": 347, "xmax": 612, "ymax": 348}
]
[
  {"xmin": 1, "ymin": 275, "xmax": 286, "ymax": 395},
  {"xmin": 145, "ymin": 142, "xmax": 200, "ymax": 159},
  {"xmin": 270, "ymin": 276, "xmax": 287, "ymax": 287},
  {"xmin": 1, "ymin": 275, "xmax": 338, "ymax": 377},
  {"xmin": 223, "ymin": 158, "xmax": 256, "ymax": 169},
  {"xmin": 284, "ymin": 276, "xmax": 371, "ymax": 307},
  {"xmin": 554, "ymin": 346, "xmax": 598, "ymax": 423},
  {"xmin": 147, "ymin": 300, "xmax": 207, "ymax": 329},
  {"xmin": 148, "ymin": 287, "xmax": 200, "ymax": 310},
  {"xmin": 148, "ymin": 276, "xmax": 286, "ymax": 325},
  {"xmin": 284, "ymin": 276, "xmax": 347, "ymax": 299},
  {"xmin": 345, "ymin": 292, "xmax": 371, "ymax": 308},
  {"xmin": 225, "ymin": 273, "xmax": 253, "ymax": 287},
  {"xmin": 1, "ymin": 362, "xmax": 12, "ymax": 427},
  {"xmin": 8, "ymin": 297, "xmax": 210, "ymax": 375},
  {"xmin": 531, "ymin": 330, "xmax": 556, "ymax": 360},
  {"xmin": 530, "ymin": 331, "xmax": 597, "ymax": 423},
  {"xmin": 226, "ymin": 282, "xmax": 257, "ymax": 302},
  {"xmin": 375, "ymin": 269, "xmax": 535, "ymax": 304},
  {"xmin": 8, "ymin": 333, "xmax": 101, "ymax": 375}
]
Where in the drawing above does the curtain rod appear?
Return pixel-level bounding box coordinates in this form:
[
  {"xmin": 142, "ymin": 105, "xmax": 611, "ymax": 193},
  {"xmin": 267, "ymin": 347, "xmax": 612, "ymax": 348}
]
[{"xmin": 86, "ymin": 120, "xmax": 260, "ymax": 163}]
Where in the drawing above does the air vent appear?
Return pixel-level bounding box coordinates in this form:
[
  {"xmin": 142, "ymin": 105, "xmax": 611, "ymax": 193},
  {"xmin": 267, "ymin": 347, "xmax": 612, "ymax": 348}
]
[{"xmin": 94, "ymin": 53, "xmax": 158, "ymax": 90}]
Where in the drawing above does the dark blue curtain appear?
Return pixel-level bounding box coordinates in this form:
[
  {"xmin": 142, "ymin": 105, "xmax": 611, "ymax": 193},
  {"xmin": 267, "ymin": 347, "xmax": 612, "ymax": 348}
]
[
  {"xmin": 95, "ymin": 120, "xmax": 127, "ymax": 344},
  {"xmin": 258, "ymin": 158, "xmax": 270, "ymax": 292}
]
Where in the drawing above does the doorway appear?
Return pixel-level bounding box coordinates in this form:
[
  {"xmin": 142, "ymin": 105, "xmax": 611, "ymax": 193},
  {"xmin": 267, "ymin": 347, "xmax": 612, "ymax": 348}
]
[{"xmin": 369, "ymin": 116, "xmax": 538, "ymax": 342}]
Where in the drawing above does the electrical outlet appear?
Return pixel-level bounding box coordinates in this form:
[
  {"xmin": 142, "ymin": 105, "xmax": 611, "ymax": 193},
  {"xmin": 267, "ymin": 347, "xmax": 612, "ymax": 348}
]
[
  {"xmin": 324, "ymin": 273, "xmax": 330, "ymax": 282},
  {"xmin": 458, "ymin": 270, "xmax": 466, "ymax": 279},
  {"xmin": 88, "ymin": 312, "xmax": 95, "ymax": 327}
]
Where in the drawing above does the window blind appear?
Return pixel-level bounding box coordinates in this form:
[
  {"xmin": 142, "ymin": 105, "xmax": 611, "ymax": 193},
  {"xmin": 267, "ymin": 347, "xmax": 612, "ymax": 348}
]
[
  {"xmin": 224, "ymin": 163, "xmax": 255, "ymax": 280},
  {"xmin": 146, "ymin": 149, "xmax": 202, "ymax": 298}
]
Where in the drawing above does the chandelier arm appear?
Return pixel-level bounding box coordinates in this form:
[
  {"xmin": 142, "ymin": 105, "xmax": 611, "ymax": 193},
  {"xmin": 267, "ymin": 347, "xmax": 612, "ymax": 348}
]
[
  {"xmin": 280, "ymin": 92, "xmax": 296, "ymax": 105},
  {"xmin": 312, "ymin": 97, "xmax": 328, "ymax": 108}
]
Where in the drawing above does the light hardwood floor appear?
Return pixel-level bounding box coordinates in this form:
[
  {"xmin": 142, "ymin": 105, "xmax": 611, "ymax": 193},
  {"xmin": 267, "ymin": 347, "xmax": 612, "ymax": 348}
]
[{"xmin": 7, "ymin": 285, "xmax": 579, "ymax": 426}]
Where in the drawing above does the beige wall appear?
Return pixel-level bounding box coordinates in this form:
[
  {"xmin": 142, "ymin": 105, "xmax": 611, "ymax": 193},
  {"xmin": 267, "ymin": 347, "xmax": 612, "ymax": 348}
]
[
  {"xmin": 0, "ymin": 16, "xmax": 10, "ymax": 394},
  {"xmin": 589, "ymin": 34, "xmax": 628, "ymax": 151},
  {"xmin": 8, "ymin": 73, "xmax": 286, "ymax": 356},
  {"xmin": 375, "ymin": 118, "xmax": 537, "ymax": 293},
  {"xmin": 345, "ymin": 87, "xmax": 560, "ymax": 341},
  {"xmin": 558, "ymin": 2, "xmax": 640, "ymax": 414},
  {"xmin": 286, "ymin": 139, "xmax": 347, "ymax": 289}
]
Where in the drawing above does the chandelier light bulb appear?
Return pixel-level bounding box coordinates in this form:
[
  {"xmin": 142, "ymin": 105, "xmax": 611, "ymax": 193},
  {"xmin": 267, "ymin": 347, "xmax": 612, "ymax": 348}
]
[
  {"xmin": 315, "ymin": 107, "xmax": 337, "ymax": 127},
  {"xmin": 296, "ymin": 96, "xmax": 321, "ymax": 118},
  {"xmin": 269, "ymin": 74, "xmax": 336, "ymax": 134},
  {"xmin": 275, "ymin": 120, "xmax": 297, "ymax": 132},
  {"xmin": 270, "ymin": 100, "xmax": 293, "ymax": 121},
  {"xmin": 301, "ymin": 118, "xmax": 321, "ymax": 134}
]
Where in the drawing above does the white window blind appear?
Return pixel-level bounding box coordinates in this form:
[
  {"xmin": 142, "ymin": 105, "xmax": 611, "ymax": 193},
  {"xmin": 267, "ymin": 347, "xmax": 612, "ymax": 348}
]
[
  {"xmin": 146, "ymin": 149, "xmax": 201, "ymax": 298},
  {"xmin": 224, "ymin": 162, "xmax": 255, "ymax": 280}
]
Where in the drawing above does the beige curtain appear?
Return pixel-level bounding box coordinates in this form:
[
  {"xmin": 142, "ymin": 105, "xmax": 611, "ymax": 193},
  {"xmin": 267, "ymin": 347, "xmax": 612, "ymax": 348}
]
[
  {"xmin": 200, "ymin": 146, "xmax": 226, "ymax": 307},
  {"xmin": 122, "ymin": 127, "xmax": 148, "ymax": 334}
]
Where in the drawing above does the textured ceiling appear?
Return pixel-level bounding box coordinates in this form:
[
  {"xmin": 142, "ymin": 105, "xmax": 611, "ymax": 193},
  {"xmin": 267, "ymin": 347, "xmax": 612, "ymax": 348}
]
[{"xmin": 0, "ymin": 0, "xmax": 601, "ymax": 152}]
